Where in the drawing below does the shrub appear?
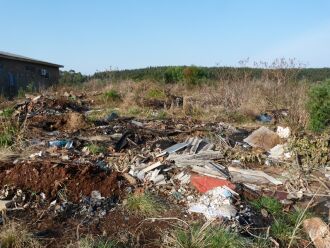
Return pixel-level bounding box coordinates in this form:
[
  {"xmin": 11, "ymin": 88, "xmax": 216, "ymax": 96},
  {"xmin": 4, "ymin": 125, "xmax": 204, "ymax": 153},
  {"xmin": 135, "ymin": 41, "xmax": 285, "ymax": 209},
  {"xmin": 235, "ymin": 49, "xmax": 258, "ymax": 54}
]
[
  {"xmin": 0, "ymin": 121, "xmax": 17, "ymax": 147},
  {"xmin": 307, "ymin": 80, "xmax": 330, "ymax": 132},
  {"xmin": 86, "ymin": 144, "xmax": 106, "ymax": 155},
  {"xmin": 250, "ymin": 196, "xmax": 282, "ymax": 216},
  {"xmin": 103, "ymin": 89, "xmax": 121, "ymax": 102},
  {"xmin": 125, "ymin": 193, "xmax": 163, "ymax": 216},
  {"xmin": 146, "ymin": 88, "xmax": 166, "ymax": 100},
  {"xmin": 183, "ymin": 66, "xmax": 207, "ymax": 86},
  {"xmin": 59, "ymin": 70, "xmax": 87, "ymax": 85},
  {"xmin": 164, "ymin": 67, "xmax": 184, "ymax": 84},
  {"xmin": 289, "ymin": 135, "xmax": 329, "ymax": 169},
  {"xmin": 0, "ymin": 108, "xmax": 14, "ymax": 118}
]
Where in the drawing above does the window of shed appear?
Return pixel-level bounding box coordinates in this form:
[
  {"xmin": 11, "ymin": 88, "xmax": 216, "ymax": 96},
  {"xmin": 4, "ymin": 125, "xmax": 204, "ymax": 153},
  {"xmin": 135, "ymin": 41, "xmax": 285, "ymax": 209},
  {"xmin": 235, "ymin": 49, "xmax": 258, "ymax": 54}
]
[{"xmin": 40, "ymin": 69, "xmax": 49, "ymax": 78}]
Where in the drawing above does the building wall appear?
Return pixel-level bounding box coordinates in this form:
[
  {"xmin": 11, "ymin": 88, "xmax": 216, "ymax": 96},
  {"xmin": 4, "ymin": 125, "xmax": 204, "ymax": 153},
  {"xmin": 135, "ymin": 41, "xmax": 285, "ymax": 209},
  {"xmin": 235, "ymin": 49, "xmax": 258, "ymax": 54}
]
[{"xmin": 0, "ymin": 58, "xmax": 60, "ymax": 98}]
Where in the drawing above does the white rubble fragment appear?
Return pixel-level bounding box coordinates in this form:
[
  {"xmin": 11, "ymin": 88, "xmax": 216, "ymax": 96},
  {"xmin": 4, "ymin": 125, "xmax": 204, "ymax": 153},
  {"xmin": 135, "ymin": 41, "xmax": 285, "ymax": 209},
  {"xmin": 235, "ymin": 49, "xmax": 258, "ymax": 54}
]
[
  {"xmin": 61, "ymin": 155, "xmax": 70, "ymax": 161},
  {"xmin": 269, "ymin": 144, "xmax": 291, "ymax": 160},
  {"xmin": 29, "ymin": 151, "xmax": 43, "ymax": 159},
  {"xmin": 91, "ymin": 191, "xmax": 103, "ymax": 200},
  {"xmin": 174, "ymin": 172, "xmax": 191, "ymax": 184},
  {"xmin": 141, "ymin": 161, "xmax": 162, "ymax": 173},
  {"xmin": 136, "ymin": 171, "xmax": 145, "ymax": 181},
  {"xmin": 276, "ymin": 126, "xmax": 291, "ymax": 139},
  {"xmin": 50, "ymin": 200, "xmax": 57, "ymax": 206},
  {"xmin": 188, "ymin": 186, "xmax": 236, "ymax": 219},
  {"xmin": 40, "ymin": 192, "xmax": 46, "ymax": 200}
]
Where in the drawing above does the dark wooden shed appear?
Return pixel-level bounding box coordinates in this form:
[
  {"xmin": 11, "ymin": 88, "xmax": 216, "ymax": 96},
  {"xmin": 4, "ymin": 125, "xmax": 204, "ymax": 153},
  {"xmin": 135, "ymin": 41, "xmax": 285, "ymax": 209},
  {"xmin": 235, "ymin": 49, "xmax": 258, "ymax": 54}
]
[{"xmin": 0, "ymin": 51, "xmax": 63, "ymax": 98}]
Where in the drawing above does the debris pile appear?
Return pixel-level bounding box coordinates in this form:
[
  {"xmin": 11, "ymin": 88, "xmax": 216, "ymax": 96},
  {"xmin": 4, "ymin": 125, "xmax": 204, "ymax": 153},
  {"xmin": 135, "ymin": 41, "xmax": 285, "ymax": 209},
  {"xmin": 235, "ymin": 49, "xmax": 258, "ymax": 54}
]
[{"xmin": 0, "ymin": 94, "xmax": 329, "ymax": 247}]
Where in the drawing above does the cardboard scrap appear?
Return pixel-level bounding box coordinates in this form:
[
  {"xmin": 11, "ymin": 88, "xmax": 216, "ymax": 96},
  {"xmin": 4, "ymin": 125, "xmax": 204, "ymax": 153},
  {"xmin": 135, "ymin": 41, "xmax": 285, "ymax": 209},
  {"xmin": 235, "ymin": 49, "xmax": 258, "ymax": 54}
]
[
  {"xmin": 243, "ymin": 126, "xmax": 280, "ymax": 151},
  {"xmin": 303, "ymin": 217, "xmax": 330, "ymax": 248}
]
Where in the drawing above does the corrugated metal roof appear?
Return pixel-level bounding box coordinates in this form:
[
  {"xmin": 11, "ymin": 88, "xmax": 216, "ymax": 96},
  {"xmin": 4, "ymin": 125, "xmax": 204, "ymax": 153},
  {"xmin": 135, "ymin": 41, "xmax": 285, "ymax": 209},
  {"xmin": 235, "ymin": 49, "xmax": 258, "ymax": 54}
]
[{"xmin": 0, "ymin": 51, "xmax": 63, "ymax": 68}]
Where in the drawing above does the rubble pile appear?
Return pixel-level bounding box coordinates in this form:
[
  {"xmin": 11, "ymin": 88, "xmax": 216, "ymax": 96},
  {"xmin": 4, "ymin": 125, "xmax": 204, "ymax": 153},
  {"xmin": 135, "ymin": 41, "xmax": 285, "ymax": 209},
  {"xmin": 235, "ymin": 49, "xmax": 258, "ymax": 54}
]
[{"xmin": 0, "ymin": 94, "xmax": 329, "ymax": 247}]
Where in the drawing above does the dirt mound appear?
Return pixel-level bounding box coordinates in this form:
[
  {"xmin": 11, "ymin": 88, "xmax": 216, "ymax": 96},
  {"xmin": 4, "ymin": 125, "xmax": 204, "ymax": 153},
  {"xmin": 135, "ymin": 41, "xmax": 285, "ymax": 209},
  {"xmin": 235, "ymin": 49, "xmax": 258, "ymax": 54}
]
[
  {"xmin": 0, "ymin": 161, "xmax": 124, "ymax": 202},
  {"xmin": 28, "ymin": 112, "xmax": 89, "ymax": 132},
  {"xmin": 62, "ymin": 112, "xmax": 89, "ymax": 131}
]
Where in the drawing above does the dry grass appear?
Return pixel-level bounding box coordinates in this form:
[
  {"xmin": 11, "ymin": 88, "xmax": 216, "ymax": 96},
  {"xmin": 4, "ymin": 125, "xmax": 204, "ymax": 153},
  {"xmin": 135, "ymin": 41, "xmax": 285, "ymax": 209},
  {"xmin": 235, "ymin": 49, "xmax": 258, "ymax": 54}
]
[
  {"xmin": 84, "ymin": 79, "xmax": 310, "ymax": 127},
  {"xmin": 0, "ymin": 147, "xmax": 19, "ymax": 162},
  {"xmin": 68, "ymin": 235, "xmax": 118, "ymax": 248},
  {"xmin": 163, "ymin": 221, "xmax": 249, "ymax": 248},
  {"xmin": 125, "ymin": 193, "xmax": 164, "ymax": 217},
  {"xmin": 0, "ymin": 222, "xmax": 41, "ymax": 248},
  {"xmin": 49, "ymin": 71, "xmax": 311, "ymax": 130}
]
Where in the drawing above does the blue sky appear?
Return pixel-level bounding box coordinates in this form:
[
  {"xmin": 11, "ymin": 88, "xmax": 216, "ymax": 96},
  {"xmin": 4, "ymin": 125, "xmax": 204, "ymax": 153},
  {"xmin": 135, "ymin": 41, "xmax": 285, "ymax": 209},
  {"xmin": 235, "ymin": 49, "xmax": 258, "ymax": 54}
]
[{"xmin": 1, "ymin": 0, "xmax": 330, "ymax": 74}]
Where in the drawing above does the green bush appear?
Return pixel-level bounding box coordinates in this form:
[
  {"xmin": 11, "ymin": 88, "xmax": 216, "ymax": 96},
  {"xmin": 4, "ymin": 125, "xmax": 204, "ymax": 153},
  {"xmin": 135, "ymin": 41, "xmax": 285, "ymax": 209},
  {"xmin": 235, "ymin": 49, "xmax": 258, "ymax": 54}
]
[
  {"xmin": 183, "ymin": 66, "xmax": 208, "ymax": 86},
  {"xmin": 0, "ymin": 108, "xmax": 14, "ymax": 118},
  {"xmin": 59, "ymin": 70, "xmax": 87, "ymax": 85},
  {"xmin": 146, "ymin": 88, "xmax": 166, "ymax": 100},
  {"xmin": 164, "ymin": 67, "xmax": 184, "ymax": 84},
  {"xmin": 307, "ymin": 80, "xmax": 330, "ymax": 132},
  {"xmin": 0, "ymin": 122, "xmax": 17, "ymax": 147},
  {"xmin": 103, "ymin": 89, "xmax": 121, "ymax": 102}
]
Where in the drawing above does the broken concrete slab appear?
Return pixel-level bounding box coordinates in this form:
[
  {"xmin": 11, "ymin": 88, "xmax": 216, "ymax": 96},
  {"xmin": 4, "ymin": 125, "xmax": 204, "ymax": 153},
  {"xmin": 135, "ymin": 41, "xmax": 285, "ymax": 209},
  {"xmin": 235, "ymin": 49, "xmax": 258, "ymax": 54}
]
[
  {"xmin": 156, "ymin": 142, "xmax": 190, "ymax": 157},
  {"xmin": 167, "ymin": 150, "xmax": 223, "ymax": 167},
  {"xmin": 243, "ymin": 126, "xmax": 281, "ymax": 151},
  {"xmin": 191, "ymin": 165, "xmax": 228, "ymax": 179},
  {"xmin": 228, "ymin": 166, "xmax": 283, "ymax": 185}
]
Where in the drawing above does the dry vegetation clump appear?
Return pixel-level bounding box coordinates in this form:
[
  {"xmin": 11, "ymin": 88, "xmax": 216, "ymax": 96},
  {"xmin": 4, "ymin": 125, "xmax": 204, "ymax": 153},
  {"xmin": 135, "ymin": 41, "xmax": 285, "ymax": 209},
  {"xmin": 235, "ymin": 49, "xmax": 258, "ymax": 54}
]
[
  {"xmin": 0, "ymin": 109, "xmax": 27, "ymax": 148},
  {"xmin": 163, "ymin": 222, "xmax": 249, "ymax": 248},
  {"xmin": 125, "ymin": 193, "xmax": 164, "ymax": 217},
  {"xmin": 68, "ymin": 235, "xmax": 118, "ymax": 248},
  {"xmin": 0, "ymin": 222, "xmax": 41, "ymax": 248}
]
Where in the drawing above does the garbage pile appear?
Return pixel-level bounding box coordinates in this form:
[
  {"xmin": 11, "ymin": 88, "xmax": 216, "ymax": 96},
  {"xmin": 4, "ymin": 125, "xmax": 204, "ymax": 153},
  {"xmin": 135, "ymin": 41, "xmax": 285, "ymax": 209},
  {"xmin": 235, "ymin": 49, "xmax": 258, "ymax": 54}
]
[{"xmin": 0, "ymin": 94, "xmax": 329, "ymax": 247}]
